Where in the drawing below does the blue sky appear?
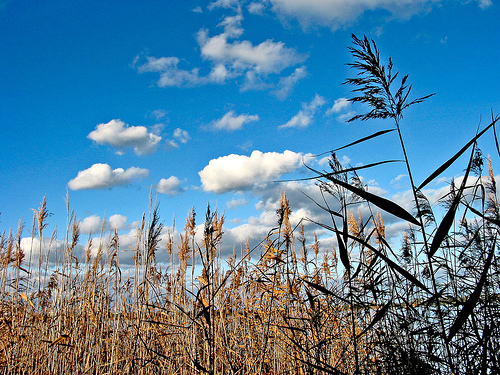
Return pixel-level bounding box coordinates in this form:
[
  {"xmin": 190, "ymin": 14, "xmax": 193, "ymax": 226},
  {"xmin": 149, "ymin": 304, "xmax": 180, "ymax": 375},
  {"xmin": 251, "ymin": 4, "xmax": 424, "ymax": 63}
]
[{"xmin": 1, "ymin": 0, "xmax": 499, "ymax": 260}]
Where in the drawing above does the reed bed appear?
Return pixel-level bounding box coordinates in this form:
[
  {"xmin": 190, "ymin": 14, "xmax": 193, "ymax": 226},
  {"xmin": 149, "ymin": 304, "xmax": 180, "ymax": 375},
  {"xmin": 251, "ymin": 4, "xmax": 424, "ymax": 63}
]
[{"xmin": 1, "ymin": 35, "xmax": 499, "ymax": 374}]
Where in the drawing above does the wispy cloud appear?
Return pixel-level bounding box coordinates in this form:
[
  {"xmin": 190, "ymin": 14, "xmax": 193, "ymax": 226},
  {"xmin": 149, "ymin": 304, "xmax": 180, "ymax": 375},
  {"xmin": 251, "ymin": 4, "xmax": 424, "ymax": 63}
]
[
  {"xmin": 68, "ymin": 163, "xmax": 149, "ymax": 190},
  {"xmin": 136, "ymin": 13, "xmax": 306, "ymax": 95},
  {"xmin": 211, "ymin": 110, "xmax": 259, "ymax": 131},
  {"xmin": 326, "ymin": 97, "xmax": 356, "ymax": 122},
  {"xmin": 272, "ymin": 66, "xmax": 307, "ymax": 100},
  {"xmin": 88, "ymin": 119, "xmax": 161, "ymax": 155},
  {"xmin": 248, "ymin": 1, "xmax": 266, "ymax": 14},
  {"xmin": 165, "ymin": 128, "xmax": 191, "ymax": 149},
  {"xmin": 226, "ymin": 197, "xmax": 249, "ymax": 208},
  {"xmin": 151, "ymin": 109, "xmax": 167, "ymax": 120},
  {"xmin": 208, "ymin": 0, "xmax": 241, "ymax": 10},
  {"xmin": 280, "ymin": 94, "xmax": 326, "ymax": 129},
  {"xmin": 477, "ymin": 0, "xmax": 492, "ymax": 9}
]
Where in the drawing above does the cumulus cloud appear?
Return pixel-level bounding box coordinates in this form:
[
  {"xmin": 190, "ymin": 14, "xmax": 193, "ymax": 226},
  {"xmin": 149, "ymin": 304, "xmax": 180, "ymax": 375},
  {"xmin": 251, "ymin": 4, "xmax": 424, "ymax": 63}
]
[
  {"xmin": 109, "ymin": 214, "xmax": 128, "ymax": 230},
  {"xmin": 199, "ymin": 150, "xmax": 303, "ymax": 193},
  {"xmin": 68, "ymin": 163, "xmax": 149, "ymax": 190},
  {"xmin": 266, "ymin": 0, "xmax": 441, "ymax": 30},
  {"xmin": 79, "ymin": 214, "xmax": 128, "ymax": 234},
  {"xmin": 88, "ymin": 119, "xmax": 161, "ymax": 155},
  {"xmin": 79, "ymin": 215, "xmax": 102, "ymax": 234},
  {"xmin": 197, "ymin": 28, "xmax": 305, "ymax": 76},
  {"xmin": 218, "ymin": 12, "xmax": 245, "ymax": 37},
  {"xmin": 137, "ymin": 13, "xmax": 306, "ymax": 92},
  {"xmin": 155, "ymin": 176, "xmax": 185, "ymax": 196},
  {"xmin": 280, "ymin": 94, "xmax": 326, "ymax": 129},
  {"xmin": 212, "ymin": 110, "xmax": 260, "ymax": 131}
]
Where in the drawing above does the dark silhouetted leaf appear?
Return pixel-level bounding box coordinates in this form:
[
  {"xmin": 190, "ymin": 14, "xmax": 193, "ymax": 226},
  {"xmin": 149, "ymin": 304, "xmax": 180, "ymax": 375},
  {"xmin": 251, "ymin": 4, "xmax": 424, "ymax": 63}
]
[
  {"xmin": 315, "ymin": 129, "xmax": 396, "ymax": 156},
  {"xmin": 418, "ymin": 118, "xmax": 498, "ymax": 190},
  {"xmin": 447, "ymin": 235, "xmax": 496, "ymax": 342},
  {"xmin": 320, "ymin": 172, "xmax": 420, "ymax": 226},
  {"xmin": 429, "ymin": 145, "xmax": 475, "ymax": 257},
  {"xmin": 347, "ymin": 231, "xmax": 432, "ymax": 294},
  {"xmin": 357, "ymin": 299, "xmax": 392, "ymax": 339}
]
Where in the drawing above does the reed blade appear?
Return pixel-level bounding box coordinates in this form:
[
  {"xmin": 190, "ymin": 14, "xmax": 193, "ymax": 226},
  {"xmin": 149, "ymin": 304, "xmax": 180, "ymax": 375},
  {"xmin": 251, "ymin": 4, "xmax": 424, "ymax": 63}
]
[
  {"xmin": 429, "ymin": 144, "xmax": 475, "ymax": 257},
  {"xmin": 447, "ymin": 235, "xmax": 497, "ymax": 342},
  {"xmin": 418, "ymin": 118, "xmax": 498, "ymax": 190},
  {"xmin": 314, "ymin": 129, "xmax": 396, "ymax": 156},
  {"xmin": 320, "ymin": 172, "xmax": 420, "ymax": 226}
]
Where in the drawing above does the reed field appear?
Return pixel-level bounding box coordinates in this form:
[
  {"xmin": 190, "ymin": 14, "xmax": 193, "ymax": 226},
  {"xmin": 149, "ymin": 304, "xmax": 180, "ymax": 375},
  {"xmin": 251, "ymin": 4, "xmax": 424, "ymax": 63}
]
[{"xmin": 1, "ymin": 35, "xmax": 499, "ymax": 374}]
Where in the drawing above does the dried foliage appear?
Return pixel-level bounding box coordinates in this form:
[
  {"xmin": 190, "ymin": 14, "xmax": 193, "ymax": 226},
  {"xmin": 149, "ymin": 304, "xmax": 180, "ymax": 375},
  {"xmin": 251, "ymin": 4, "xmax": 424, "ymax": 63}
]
[{"xmin": 1, "ymin": 36, "xmax": 499, "ymax": 374}]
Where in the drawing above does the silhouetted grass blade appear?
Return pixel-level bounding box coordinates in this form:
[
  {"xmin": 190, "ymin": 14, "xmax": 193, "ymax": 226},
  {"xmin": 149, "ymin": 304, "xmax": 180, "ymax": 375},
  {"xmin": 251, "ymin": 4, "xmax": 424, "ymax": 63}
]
[
  {"xmin": 447, "ymin": 235, "xmax": 497, "ymax": 342},
  {"xmin": 337, "ymin": 227, "xmax": 350, "ymax": 271},
  {"xmin": 429, "ymin": 145, "xmax": 474, "ymax": 257},
  {"xmin": 492, "ymin": 112, "xmax": 500, "ymax": 159},
  {"xmin": 346, "ymin": 232, "xmax": 432, "ymax": 294},
  {"xmin": 314, "ymin": 129, "xmax": 396, "ymax": 156},
  {"xmin": 321, "ymin": 173, "xmax": 420, "ymax": 226},
  {"xmin": 356, "ymin": 299, "xmax": 392, "ymax": 339},
  {"xmin": 281, "ymin": 160, "xmax": 402, "ymax": 183},
  {"xmin": 418, "ymin": 118, "xmax": 498, "ymax": 190},
  {"xmin": 464, "ymin": 203, "xmax": 500, "ymax": 227}
]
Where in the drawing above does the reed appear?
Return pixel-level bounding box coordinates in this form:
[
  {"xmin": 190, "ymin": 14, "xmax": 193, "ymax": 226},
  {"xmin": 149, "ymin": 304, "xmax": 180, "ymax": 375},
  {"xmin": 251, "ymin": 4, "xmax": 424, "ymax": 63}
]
[{"xmin": 0, "ymin": 35, "xmax": 498, "ymax": 374}]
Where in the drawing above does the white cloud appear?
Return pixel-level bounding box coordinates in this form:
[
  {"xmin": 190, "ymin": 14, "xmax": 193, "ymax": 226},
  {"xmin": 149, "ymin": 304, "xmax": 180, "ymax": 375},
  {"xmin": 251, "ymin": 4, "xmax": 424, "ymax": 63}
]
[
  {"xmin": 137, "ymin": 56, "xmax": 202, "ymax": 87},
  {"xmin": 208, "ymin": 64, "xmax": 236, "ymax": 83},
  {"xmin": 212, "ymin": 110, "xmax": 260, "ymax": 131},
  {"xmin": 166, "ymin": 128, "xmax": 190, "ymax": 149},
  {"xmin": 173, "ymin": 128, "xmax": 190, "ymax": 143},
  {"xmin": 155, "ymin": 176, "xmax": 185, "ymax": 196},
  {"xmin": 80, "ymin": 215, "xmax": 102, "ymax": 234},
  {"xmin": 151, "ymin": 109, "xmax": 167, "ymax": 120},
  {"xmin": 226, "ymin": 197, "xmax": 249, "ymax": 208},
  {"xmin": 137, "ymin": 14, "xmax": 306, "ymax": 91},
  {"xmin": 88, "ymin": 119, "xmax": 161, "ymax": 155},
  {"xmin": 477, "ymin": 0, "xmax": 492, "ymax": 9},
  {"xmin": 68, "ymin": 163, "xmax": 149, "ymax": 190},
  {"xmin": 325, "ymin": 97, "xmax": 356, "ymax": 122},
  {"xmin": 272, "ymin": 66, "xmax": 307, "ymax": 100},
  {"xmin": 248, "ymin": 1, "xmax": 266, "ymax": 14},
  {"xmin": 199, "ymin": 150, "xmax": 303, "ymax": 193},
  {"xmin": 109, "ymin": 214, "xmax": 128, "ymax": 230},
  {"xmin": 197, "ymin": 28, "xmax": 306, "ymax": 76},
  {"xmin": 281, "ymin": 111, "xmax": 312, "ymax": 128},
  {"xmin": 280, "ymin": 94, "xmax": 326, "ymax": 129},
  {"xmin": 266, "ymin": 0, "xmax": 442, "ymax": 29},
  {"xmin": 208, "ymin": 0, "xmax": 241, "ymax": 10},
  {"xmin": 218, "ymin": 12, "xmax": 244, "ymax": 37},
  {"xmin": 78, "ymin": 214, "xmax": 128, "ymax": 234},
  {"xmin": 326, "ymin": 97, "xmax": 350, "ymax": 115}
]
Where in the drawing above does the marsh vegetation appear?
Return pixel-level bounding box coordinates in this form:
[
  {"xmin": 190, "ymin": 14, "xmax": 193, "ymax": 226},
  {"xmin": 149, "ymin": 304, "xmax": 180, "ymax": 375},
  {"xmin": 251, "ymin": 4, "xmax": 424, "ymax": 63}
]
[{"xmin": 1, "ymin": 35, "xmax": 499, "ymax": 374}]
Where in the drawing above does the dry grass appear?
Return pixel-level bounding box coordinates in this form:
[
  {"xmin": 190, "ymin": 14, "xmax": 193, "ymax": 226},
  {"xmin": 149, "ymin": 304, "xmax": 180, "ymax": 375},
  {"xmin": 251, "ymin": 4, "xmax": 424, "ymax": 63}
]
[{"xmin": 1, "ymin": 35, "xmax": 499, "ymax": 374}]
